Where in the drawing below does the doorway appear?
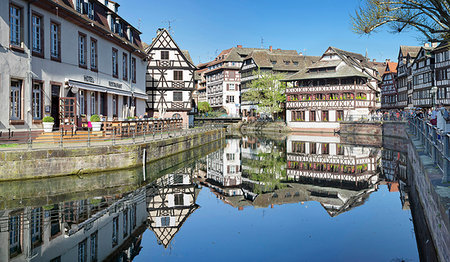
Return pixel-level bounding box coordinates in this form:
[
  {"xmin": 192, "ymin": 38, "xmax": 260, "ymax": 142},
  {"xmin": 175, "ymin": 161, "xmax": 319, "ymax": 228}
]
[{"xmin": 51, "ymin": 85, "xmax": 60, "ymax": 128}]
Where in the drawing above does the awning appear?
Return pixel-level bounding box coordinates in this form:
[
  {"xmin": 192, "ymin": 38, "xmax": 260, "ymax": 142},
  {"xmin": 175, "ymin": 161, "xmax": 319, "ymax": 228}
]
[
  {"xmin": 66, "ymin": 80, "xmax": 147, "ymax": 99},
  {"xmin": 67, "ymin": 79, "xmax": 106, "ymax": 93}
]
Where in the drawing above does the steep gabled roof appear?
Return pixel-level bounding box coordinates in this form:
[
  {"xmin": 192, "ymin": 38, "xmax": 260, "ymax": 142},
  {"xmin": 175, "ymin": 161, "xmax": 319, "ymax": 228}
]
[
  {"xmin": 146, "ymin": 28, "xmax": 196, "ymax": 69},
  {"xmin": 285, "ymin": 46, "xmax": 373, "ymax": 81},
  {"xmin": 399, "ymin": 45, "xmax": 421, "ymax": 59},
  {"xmin": 385, "ymin": 62, "xmax": 398, "ymax": 74}
]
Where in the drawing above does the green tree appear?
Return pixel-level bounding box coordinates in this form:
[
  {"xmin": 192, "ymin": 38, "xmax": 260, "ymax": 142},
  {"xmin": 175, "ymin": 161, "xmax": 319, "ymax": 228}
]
[
  {"xmin": 243, "ymin": 68, "xmax": 287, "ymax": 119},
  {"xmin": 244, "ymin": 140, "xmax": 287, "ymax": 194},
  {"xmin": 351, "ymin": 0, "xmax": 450, "ymax": 41},
  {"xmin": 198, "ymin": 101, "xmax": 212, "ymax": 115}
]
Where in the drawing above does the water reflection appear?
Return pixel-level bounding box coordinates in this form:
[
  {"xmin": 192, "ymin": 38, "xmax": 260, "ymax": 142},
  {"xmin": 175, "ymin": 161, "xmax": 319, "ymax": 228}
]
[{"xmin": 0, "ymin": 133, "xmax": 424, "ymax": 261}]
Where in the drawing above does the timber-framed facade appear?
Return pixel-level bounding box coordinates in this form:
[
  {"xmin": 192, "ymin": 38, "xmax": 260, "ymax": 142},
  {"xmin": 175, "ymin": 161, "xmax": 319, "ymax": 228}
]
[
  {"xmin": 145, "ymin": 29, "xmax": 196, "ymax": 124},
  {"xmin": 380, "ymin": 62, "xmax": 398, "ymax": 110},
  {"xmin": 283, "ymin": 47, "xmax": 380, "ymax": 132}
]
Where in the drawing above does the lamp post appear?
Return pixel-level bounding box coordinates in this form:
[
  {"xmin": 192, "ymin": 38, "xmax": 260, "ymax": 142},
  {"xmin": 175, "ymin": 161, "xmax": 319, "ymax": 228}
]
[{"xmin": 431, "ymin": 86, "xmax": 438, "ymax": 109}]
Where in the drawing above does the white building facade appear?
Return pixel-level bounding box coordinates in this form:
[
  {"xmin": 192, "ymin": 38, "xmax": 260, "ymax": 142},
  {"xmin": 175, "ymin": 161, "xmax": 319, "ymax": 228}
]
[{"xmin": 1, "ymin": 0, "xmax": 147, "ymax": 131}]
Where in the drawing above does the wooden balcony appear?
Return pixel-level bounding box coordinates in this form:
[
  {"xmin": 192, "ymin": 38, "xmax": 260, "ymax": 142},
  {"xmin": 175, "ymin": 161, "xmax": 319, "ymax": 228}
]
[
  {"xmin": 286, "ymin": 84, "xmax": 371, "ymax": 94},
  {"xmin": 286, "ymin": 99, "xmax": 375, "ymax": 109}
]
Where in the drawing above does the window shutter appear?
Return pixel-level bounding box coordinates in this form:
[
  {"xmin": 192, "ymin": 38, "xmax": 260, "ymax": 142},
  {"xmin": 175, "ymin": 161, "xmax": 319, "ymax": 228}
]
[{"xmin": 226, "ymin": 84, "xmax": 229, "ymax": 91}]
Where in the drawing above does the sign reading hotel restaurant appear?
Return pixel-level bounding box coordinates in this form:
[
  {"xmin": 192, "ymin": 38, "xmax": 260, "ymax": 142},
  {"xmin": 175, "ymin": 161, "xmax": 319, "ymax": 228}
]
[
  {"xmin": 109, "ymin": 81, "xmax": 122, "ymax": 89},
  {"xmin": 84, "ymin": 75, "xmax": 95, "ymax": 83}
]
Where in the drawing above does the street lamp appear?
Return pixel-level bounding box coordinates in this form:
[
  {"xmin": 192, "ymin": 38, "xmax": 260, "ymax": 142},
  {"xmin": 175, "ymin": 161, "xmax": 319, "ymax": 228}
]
[{"xmin": 431, "ymin": 86, "xmax": 438, "ymax": 109}]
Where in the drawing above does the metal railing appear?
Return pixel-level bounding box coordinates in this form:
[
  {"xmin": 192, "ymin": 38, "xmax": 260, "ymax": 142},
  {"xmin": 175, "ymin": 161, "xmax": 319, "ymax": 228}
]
[
  {"xmin": 408, "ymin": 116, "xmax": 450, "ymax": 182},
  {"xmin": 0, "ymin": 119, "xmax": 222, "ymax": 151},
  {"xmin": 342, "ymin": 114, "xmax": 408, "ymax": 122}
]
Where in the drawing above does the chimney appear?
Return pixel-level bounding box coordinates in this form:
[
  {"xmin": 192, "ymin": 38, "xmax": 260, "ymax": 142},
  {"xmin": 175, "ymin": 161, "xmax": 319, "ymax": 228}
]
[
  {"xmin": 237, "ymin": 45, "xmax": 242, "ymax": 48},
  {"xmin": 386, "ymin": 59, "xmax": 390, "ymax": 62},
  {"xmin": 269, "ymin": 46, "xmax": 272, "ymax": 52},
  {"xmin": 431, "ymin": 42, "xmax": 438, "ymax": 48},
  {"xmin": 424, "ymin": 43, "xmax": 430, "ymax": 48},
  {"xmin": 373, "ymin": 59, "xmax": 376, "ymax": 62},
  {"xmin": 277, "ymin": 48, "xmax": 281, "ymax": 51},
  {"xmin": 299, "ymin": 52, "xmax": 303, "ymax": 56}
]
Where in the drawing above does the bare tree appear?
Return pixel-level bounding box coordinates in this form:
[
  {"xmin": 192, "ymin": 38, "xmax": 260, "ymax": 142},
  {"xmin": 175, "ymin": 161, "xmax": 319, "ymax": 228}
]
[{"xmin": 351, "ymin": 0, "xmax": 450, "ymax": 41}]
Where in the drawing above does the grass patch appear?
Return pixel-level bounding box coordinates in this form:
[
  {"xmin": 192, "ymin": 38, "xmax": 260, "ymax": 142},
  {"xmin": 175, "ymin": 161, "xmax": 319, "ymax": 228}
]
[{"xmin": 0, "ymin": 143, "xmax": 19, "ymax": 148}]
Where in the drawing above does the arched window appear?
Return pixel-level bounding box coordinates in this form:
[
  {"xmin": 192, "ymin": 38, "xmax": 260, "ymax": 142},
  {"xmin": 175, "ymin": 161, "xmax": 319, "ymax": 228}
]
[{"xmin": 172, "ymin": 113, "xmax": 181, "ymax": 119}]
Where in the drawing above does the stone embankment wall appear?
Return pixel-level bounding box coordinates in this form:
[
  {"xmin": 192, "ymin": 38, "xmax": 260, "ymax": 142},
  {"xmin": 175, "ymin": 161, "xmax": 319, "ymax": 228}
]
[
  {"xmin": 0, "ymin": 128, "xmax": 225, "ymax": 181},
  {"xmin": 406, "ymin": 136, "xmax": 450, "ymax": 262},
  {"xmin": 340, "ymin": 121, "xmax": 407, "ymax": 138},
  {"xmin": 232, "ymin": 121, "xmax": 291, "ymax": 134}
]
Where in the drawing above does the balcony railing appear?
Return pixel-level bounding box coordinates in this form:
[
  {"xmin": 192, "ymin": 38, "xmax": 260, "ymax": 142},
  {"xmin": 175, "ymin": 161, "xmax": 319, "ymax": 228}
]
[
  {"xmin": 286, "ymin": 84, "xmax": 369, "ymax": 94},
  {"xmin": 287, "ymin": 99, "xmax": 374, "ymax": 109}
]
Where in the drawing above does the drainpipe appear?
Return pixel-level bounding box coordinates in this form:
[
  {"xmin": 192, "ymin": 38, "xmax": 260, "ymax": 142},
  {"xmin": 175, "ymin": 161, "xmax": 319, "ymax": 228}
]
[{"xmin": 27, "ymin": 0, "xmax": 38, "ymax": 128}]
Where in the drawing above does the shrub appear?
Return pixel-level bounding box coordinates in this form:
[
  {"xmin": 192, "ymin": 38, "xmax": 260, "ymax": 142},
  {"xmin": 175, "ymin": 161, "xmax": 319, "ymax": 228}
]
[
  {"xmin": 43, "ymin": 116, "xmax": 54, "ymax": 123},
  {"xmin": 90, "ymin": 114, "xmax": 101, "ymax": 122}
]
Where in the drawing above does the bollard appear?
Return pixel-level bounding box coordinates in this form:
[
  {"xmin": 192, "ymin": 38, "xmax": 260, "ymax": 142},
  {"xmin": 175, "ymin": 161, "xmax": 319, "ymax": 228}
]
[
  {"xmin": 28, "ymin": 128, "xmax": 32, "ymax": 149},
  {"xmin": 87, "ymin": 128, "xmax": 91, "ymax": 148},
  {"xmin": 112, "ymin": 128, "xmax": 116, "ymax": 146},
  {"xmin": 60, "ymin": 129, "xmax": 63, "ymax": 148}
]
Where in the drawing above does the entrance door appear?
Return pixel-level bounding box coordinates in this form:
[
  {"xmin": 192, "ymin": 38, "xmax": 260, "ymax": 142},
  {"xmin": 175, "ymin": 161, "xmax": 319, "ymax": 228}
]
[
  {"xmin": 51, "ymin": 85, "xmax": 60, "ymax": 128},
  {"xmin": 59, "ymin": 97, "xmax": 77, "ymax": 132}
]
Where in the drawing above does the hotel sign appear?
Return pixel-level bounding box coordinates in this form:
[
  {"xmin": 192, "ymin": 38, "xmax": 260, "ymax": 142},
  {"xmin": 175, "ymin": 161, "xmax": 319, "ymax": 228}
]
[
  {"xmin": 84, "ymin": 75, "xmax": 94, "ymax": 83},
  {"xmin": 109, "ymin": 81, "xmax": 122, "ymax": 89}
]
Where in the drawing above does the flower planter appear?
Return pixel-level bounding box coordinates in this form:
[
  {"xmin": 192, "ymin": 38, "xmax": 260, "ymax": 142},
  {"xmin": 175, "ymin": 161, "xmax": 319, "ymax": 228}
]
[
  {"xmin": 91, "ymin": 122, "xmax": 102, "ymax": 132},
  {"xmin": 43, "ymin": 122, "xmax": 54, "ymax": 132}
]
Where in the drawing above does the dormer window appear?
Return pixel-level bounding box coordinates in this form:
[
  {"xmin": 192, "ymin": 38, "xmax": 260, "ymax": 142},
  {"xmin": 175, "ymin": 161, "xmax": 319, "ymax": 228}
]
[
  {"xmin": 284, "ymin": 61, "xmax": 290, "ymax": 65},
  {"xmin": 293, "ymin": 61, "xmax": 299, "ymax": 65},
  {"xmin": 87, "ymin": 1, "xmax": 94, "ymax": 20},
  {"xmin": 271, "ymin": 60, "xmax": 276, "ymax": 65},
  {"xmin": 76, "ymin": 0, "xmax": 83, "ymax": 13}
]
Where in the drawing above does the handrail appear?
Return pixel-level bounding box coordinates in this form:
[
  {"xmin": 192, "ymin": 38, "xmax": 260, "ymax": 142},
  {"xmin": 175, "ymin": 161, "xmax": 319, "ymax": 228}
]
[{"xmin": 407, "ymin": 116, "xmax": 450, "ymax": 182}]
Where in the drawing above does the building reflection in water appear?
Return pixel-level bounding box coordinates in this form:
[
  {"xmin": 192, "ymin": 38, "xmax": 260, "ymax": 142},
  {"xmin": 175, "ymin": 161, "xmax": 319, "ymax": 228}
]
[
  {"xmin": 1, "ymin": 188, "xmax": 147, "ymax": 262},
  {"xmin": 0, "ymin": 134, "xmax": 415, "ymax": 261},
  {"xmin": 200, "ymin": 134, "xmax": 410, "ymax": 218},
  {"xmin": 0, "ymin": 168, "xmax": 200, "ymax": 261},
  {"xmin": 146, "ymin": 169, "xmax": 200, "ymax": 249}
]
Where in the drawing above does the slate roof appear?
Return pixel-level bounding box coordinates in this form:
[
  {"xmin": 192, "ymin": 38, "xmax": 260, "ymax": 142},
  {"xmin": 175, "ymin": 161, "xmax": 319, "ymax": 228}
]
[
  {"xmin": 399, "ymin": 45, "xmax": 421, "ymax": 58},
  {"xmin": 207, "ymin": 46, "xmax": 300, "ymax": 67},
  {"xmin": 284, "ymin": 47, "xmax": 377, "ymax": 81},
  {"xmin": 244, "ymin": 50, "xmax": 320, "ymax": 72},
  {"xmin": 182, "ymin": 50, "xmax": 194, "ymax": 65}
]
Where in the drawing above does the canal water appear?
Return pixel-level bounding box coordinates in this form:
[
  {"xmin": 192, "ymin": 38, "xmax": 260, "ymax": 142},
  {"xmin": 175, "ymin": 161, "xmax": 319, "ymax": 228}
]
[{"xmin": 0, "ymin": 133, "xmax": 429, "ymax": 261}]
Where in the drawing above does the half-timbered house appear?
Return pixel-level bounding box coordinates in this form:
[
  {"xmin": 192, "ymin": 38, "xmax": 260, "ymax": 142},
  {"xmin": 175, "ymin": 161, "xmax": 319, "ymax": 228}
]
[
  {"xmin": 286, "ymin": 134, "xmax": 379, "ymax": 189},
  {"xmin": 145, "ymin": 29, "xmax": 196, "ymax": 125},
  {"xmin": 433, "ymin": 42, "xmax": 450, "ymax": 106},
  {"xmin": 146, "ymin": 172, "xmax": 199, "ymax": 248},
  {"xmin": 396, "ymin": 46, "xmax": 421, "ymax": 109},
  {"xmin": 380, "ymin": 62, "xmax": 398, "ymax": 110},
  {"xmin": 411, "ymin": 45, "xmax": 436, "ymax": 108},
  {"xmin": 283, "ymin": 47, "xmax": 380, "ymax": 132}
]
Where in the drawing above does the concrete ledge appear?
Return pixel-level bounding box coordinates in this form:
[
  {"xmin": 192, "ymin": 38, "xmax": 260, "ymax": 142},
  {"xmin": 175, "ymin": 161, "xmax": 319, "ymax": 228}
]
[{"xmin": 0, "ymin": 128, "xmax": 225, "ymax": 181}]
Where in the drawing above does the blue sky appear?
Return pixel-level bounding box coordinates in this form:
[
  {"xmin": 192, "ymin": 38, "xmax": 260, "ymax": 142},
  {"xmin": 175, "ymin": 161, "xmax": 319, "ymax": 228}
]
[{"xmin": 119, "ymin": 0, "xmax": 423, "ymax": 64}]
